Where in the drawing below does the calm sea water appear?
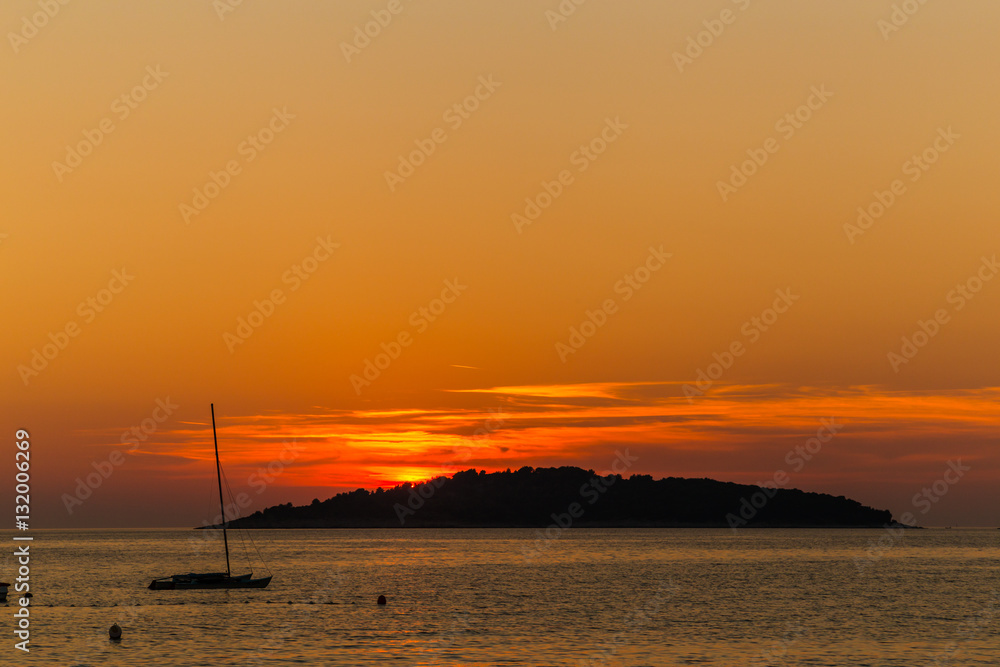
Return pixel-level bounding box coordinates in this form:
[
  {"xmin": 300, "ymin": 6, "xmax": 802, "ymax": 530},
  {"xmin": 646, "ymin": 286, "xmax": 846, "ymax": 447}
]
[{"xmin": 1, "ymin": 528, "xmax": 998, "ymax": 665}]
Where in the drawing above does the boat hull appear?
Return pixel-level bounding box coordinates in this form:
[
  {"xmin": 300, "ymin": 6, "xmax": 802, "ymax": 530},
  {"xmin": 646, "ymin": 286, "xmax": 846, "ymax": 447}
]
[{"xmin": 148, "ymin": 573, "xmax": 271, "ymax": 590}]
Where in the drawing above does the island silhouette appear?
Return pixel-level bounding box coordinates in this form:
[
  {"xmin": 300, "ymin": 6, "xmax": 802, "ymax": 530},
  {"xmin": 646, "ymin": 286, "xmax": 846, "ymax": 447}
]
[{"xmin": 215, "ymin": 466, "xmax": 895, "ymax": 529}]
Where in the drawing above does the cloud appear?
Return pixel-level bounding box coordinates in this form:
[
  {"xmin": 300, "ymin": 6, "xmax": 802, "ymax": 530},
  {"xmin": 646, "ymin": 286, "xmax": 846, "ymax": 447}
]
[{"xmin": 109, "ymin": 383, "xmax": 999, "ymax": 492}]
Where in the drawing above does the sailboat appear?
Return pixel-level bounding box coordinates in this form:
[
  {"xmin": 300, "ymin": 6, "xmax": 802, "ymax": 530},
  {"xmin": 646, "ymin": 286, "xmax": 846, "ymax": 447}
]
[{"xmin": 148, "ymin": 404, "xmax": 272, "ymax": 590}]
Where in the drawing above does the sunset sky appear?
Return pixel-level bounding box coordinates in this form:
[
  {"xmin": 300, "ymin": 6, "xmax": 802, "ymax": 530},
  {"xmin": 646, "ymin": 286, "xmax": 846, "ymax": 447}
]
[{"xmin": 2, "ymin": 1, "xmax": 998, "ymax": 528}]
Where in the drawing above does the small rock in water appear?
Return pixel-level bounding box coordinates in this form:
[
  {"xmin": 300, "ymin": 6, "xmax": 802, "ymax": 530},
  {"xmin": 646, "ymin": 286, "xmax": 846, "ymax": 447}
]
[{"xmin": 377, "ymin": 595, "xmax": 387, "ymax": 606}]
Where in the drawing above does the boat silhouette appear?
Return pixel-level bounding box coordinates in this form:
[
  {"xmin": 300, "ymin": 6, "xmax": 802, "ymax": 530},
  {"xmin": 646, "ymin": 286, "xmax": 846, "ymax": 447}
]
[{"xmin": 148, "ymin": 404, "xmax": 272, "ymax": 590}]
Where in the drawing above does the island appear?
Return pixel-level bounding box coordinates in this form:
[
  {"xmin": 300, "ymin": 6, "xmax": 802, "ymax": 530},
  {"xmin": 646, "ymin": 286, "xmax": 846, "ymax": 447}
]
[{"xmin": 217, "ymin": 466, "xmax": 895, "ymax": 529}]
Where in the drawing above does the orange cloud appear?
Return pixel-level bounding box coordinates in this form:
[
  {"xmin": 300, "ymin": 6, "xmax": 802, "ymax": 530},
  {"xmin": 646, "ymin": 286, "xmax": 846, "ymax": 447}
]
[{"xmin": 89, "ymin": 383, "xmax": 997, "ymax": 493}]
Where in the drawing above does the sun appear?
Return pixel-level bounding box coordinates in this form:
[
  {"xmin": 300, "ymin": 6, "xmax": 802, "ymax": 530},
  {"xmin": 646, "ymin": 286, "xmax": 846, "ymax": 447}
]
[{"xmin": 367, "ymin": 466, "xmax": 447, "ymax": 487}]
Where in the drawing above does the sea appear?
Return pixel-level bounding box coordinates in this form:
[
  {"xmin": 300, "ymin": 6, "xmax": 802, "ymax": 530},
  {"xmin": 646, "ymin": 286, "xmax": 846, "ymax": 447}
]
[{"xmin": 1, "ymin": 528, "xmax": 998, "ymax": 666}]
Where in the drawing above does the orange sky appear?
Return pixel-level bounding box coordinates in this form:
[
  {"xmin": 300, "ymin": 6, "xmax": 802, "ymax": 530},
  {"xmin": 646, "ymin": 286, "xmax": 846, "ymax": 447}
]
[{"xmin": 2, "ymin": 1, "xmax": 998, "ymax": 528}]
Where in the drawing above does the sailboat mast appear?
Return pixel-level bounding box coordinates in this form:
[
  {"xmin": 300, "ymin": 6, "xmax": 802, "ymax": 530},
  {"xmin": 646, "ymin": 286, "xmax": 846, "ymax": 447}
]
[{"xmin": 211, "ymin": 403, "xmax": 231, "ymax": 577}]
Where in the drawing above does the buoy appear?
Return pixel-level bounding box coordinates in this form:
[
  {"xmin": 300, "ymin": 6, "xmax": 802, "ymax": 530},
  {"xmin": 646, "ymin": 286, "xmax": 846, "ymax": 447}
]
[
  {"xmin": 109, "ymin": 623, "xmax": 122, "ymax": 640},
  {"xmin": 377, "ymin": 595, "xmax": 387, "ymax": 606}
]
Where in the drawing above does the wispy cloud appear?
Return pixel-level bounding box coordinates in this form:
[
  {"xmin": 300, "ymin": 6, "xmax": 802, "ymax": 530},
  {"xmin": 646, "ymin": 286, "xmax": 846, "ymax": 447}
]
[{"xmin": 73, "ymin": 383, "xmax": 1000, "ymax": 490}]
